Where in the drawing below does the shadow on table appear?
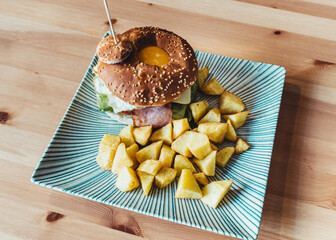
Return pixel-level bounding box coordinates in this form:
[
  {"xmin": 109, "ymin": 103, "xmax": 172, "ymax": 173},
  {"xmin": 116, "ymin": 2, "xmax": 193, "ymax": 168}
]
[{"xmin": 257, "ymin": 82, "xmax": 301, "ymax": 239}]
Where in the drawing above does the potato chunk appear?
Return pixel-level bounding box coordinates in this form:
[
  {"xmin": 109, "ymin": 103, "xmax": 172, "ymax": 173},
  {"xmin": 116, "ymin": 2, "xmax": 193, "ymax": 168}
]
[
  {"xmin": 137, "ymin": 160, "xmax": 162, "ymax": 176},
  {"xmin": 172, "ymin": 118, "xmax": 190, "ymax": 139},
  {"xmin": 219, "ymin": 91, "xmax": 245, "ymax": 114},
  {"xmin": 193, "ymin": 172, "xmax": 209, "ymax": 186},
  {"xmin": 112, "ymin": 143, "xmax": 135, "ymax": 174},
  {"xmin": 198, "ymin": 107, "xmax": 221, "ymax": 124},
  {"xmin": 96, "ymin": 149, "xmax": 116, "ymax": 170},
  {"xmin": 159, "ymin": 144, "xmax": 176, "ymax": 168},
  {"xmin": 175, "ymin": 169, "xmax": 203, "ymax": 199},
  {"xmin": 197, "ymin": 67, "xmax": 209, "ymax": 88},
  {"xmin": 235, "ymin": 138, "xmax": 250, "ymax": 154},
  {"xmin": 223, "ymin": 111, "xmax": 250, "ymax": 129},
  {"xmin": 133, "ymin": 126, "xmax": 152, "ymax": 146},
  {"xmin": 201, "ymin": 180, "xmax": 233, "ymax": 208},
  {"xmin": 115, "ymin": 167, "xmax": 140, "ymax": 192},
  {"xmin": 174, "ymin": 155, "xmax": 196, "ymax": 176},
  {"xmin": 99, "ymin": 134, "xmax": 121, "ymax": 152},
  {"xmin": 197, "ymin": 123, "xmax": 227, "ymax": 144},
  {"xmin": 189, "ymin": 100, "xmax": 209, "ymax": 123},
  {"xmin": 193, "ymin": 151, "xmax": 216, "ymax": 176},
  {"xmin": 201, "ymin": 78, "xmax": 224, "ymax": 95},
  {"xmin": 171, "ymin": 131, "xmax": 193, "ymax": 158},
  {"xmin": 126, "ymin": 143, "xmax": 139, "ymax": 169},
  {"xmin": 136, "ymin": 140, "xmax": 163, "ymax": 163},
  {"xmin": 216, "ymin": 147, "xmax": 235, "ymax": 167},
  {"xmin": 119, "ymin": 125, "xmax": 135, "ymax": 147},
  {"xmin": 155, "ymin": 168, "xmax": 177, "ymax": 188},
  {"xmin": 150, "ymin": 123, "xmax": 173, "ymax": 145},
  {"xmin": 137, "ymin": 171, "xmax": 154, "ymax": 196},
  {"xmin": 186, "ymin": 131, "xmax": 212, "ymax": 159},
  {"xmin": 225, "ymin": 119, "xmax": 237, "ymax": 142}
]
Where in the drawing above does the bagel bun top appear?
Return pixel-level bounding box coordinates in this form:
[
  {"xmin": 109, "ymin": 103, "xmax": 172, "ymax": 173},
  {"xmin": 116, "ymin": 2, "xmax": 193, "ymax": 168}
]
[
  {"xmin": 97, "ymin": 26, "xmax": 198, "ymax": 107},
  {"xmin": 97, "ymin": 35, "xmax": 133, "ymax": 64}
]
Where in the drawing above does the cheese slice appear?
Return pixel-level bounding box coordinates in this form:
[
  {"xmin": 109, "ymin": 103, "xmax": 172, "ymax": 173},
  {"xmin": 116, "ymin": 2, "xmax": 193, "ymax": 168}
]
[{"xmin": 172, "ymin": 88, "xmax": 191, "ymax": 104}]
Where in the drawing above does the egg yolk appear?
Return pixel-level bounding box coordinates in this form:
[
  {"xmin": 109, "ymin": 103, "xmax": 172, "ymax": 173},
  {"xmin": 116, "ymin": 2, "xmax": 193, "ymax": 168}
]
[{"xmin": 138, "ymin": 46, "xmax": 170, "ymax": 67}]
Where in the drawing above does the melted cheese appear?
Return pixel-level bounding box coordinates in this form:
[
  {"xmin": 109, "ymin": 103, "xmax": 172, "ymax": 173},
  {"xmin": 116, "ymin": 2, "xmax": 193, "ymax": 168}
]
[{"xmin": 172, "ymin": 87, "xmax": 191, "ymax": 104}]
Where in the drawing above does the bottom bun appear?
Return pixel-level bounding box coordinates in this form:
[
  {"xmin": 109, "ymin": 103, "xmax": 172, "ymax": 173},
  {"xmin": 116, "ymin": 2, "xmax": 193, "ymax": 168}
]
[{"xmin": 105, "ymin": 111, "xmax": 133, "ymax": 125}]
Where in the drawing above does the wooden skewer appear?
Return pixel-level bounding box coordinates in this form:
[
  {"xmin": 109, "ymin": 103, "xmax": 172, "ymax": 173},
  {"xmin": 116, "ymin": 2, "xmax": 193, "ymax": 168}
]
[{"xmin": 103, "ymin": 0, "xmax": 118, "ymax": 44}]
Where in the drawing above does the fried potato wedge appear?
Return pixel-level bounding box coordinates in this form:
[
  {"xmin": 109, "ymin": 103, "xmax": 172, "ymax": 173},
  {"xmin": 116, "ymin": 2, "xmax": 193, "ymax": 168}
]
[
  {"xmin": 186, "ymin": 131, "xmax": 212, "ymax": 159},
  {"xmin": 193, "ymin": 172, "xmax": 209, "ymax": 186},
  {"xmin": 155, "ymin": 167, "xmax": 177, "ymax": 188},
  {"xmin": 115, "ymin": 167, "xmax": 140, "ymax": 192},
  {"xmin": 175, "ymin": 169, "xmax": 202, "ymax": 199},
  {"xmin": 174, "ymin": 154, "xmax": 196, "ymax": 176},
  {"xmin": 159, "ymin": 144, "xmax": 176, "ymax": 168},
  {"xmin": 133, "ymin": 126, "xmax": 152, "ymax": 146},
  {"xmin": 197, "ymin": 67, "xmax": 209, "ymax": 88},
  {"xmin": 219, "ymin": 90, "xmax": 245, "ymax": 114},
  {"xmin": 197, "ymin": 123, "xmax": 227, "ymax": 144},
  {"xmin": 126, "ymin": 143, "xmax": 139, "ymax": 169},
  {"xmin": 150, "ymin": 123, "xmax": 173, "ymax": 145},
  {"xmin": 198, "ymin": 107, "xmax": 221, "ymax": 124},
  {"xmin": 136, "ymin": 140, "xmax": 163, "ymax": 163},
  {"xmin": 225, "ymin": 119, "xmax": 237, "ymax": 142},
  {"xmin": 235, "ymin": 138, "xmax": 250, "ymax": 154},
  {"xmin": 119, "ymin": 125, "xmax": 135, "ymax": 147},
  {"xmin": 171, "ymin": 131, "xmax": 193, "ymax": 158},
  {"xmin": 223, "ymin": 110, "xmax": 250, "ymax": 129},
  {"xmin": 216, "ymin": 147, "xmax": 235, "ymax": 167},
  {"xmin": 201, "ymin": 180, "xmax": 233, "ymax": 208},
  {"xmin": 112, "ymin": 143, "xmax": 135, "ymax": 174},
  {"xmin": 137, "ymin": 160, "xmax": 162, "ymax": 176},
  {"xmin": 98, "ymin": 134, "xmax": 121, "ymax": 153},
  {"xmin": 137, "ymin": 171, "xmax": 154, "ymax": 196},
  {"xmin": 189, "ymin": 100, "xmax": 209, "ymax": 123},
  {"xmin": 172, "ymin": 118, "xmax": 190, "ymax": 140},
  {"xmin": 193, "ymin": 151, "xmax": 216, "ymax": 176},
  {"xmin": 201, "ymin": 78, "xmax": 224, "ymax": 95}
]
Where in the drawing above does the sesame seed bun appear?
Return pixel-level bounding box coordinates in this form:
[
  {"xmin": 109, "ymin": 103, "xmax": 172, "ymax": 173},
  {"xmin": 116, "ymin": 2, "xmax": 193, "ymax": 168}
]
[
  {"xmin": 97, "ymin": 26, "xmax": 198, "ymax": 107},
  {"xmin": 97, "ymin": 36, "xmax": 132, "ymax": 64}
]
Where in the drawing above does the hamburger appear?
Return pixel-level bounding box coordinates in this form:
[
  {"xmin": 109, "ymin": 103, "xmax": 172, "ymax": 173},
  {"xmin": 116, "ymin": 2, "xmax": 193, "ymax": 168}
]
[{"xmin": 93, "ymin": 26, "xmax": 199, "ymax": 128}]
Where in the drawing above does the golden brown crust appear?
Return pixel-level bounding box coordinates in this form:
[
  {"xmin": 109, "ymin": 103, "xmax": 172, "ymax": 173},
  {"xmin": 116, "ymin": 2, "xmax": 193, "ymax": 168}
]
[
  {"xmin": 97, "ymin": 35, "xmax": 132, "ymax": 64},
  {"xmin": 97, "ymin": 26, "xmax": 198, "ymax": 107}
]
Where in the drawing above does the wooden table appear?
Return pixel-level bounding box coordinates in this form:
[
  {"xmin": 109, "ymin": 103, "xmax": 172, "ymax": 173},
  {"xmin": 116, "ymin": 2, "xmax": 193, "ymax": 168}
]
[{"xmin": 1, "ymin": 0, "xmax": 335, "ymax": 239}]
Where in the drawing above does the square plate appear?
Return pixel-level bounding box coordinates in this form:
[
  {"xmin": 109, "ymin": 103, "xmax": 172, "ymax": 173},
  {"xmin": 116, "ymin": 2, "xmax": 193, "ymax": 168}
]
[{"xmin": 32, "ymin": 32, "xmax": 286, "ymax": 240}]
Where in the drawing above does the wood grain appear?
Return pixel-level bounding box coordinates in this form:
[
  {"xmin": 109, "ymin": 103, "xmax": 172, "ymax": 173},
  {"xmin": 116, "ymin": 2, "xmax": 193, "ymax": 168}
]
[{"xmin": 0, "ymin": 0, "xmax": 335, "ymax": 239}]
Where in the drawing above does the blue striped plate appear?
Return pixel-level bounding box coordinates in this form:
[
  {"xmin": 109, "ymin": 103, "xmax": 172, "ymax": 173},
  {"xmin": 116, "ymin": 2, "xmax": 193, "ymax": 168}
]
[{"xmin": 32, "ymin": 32, "xmax": 286, "ymax": 240}]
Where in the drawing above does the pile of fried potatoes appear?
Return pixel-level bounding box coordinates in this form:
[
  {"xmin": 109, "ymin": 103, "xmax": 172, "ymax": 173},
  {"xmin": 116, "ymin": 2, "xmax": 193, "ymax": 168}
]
[{"xmin": 96, "ymin": 67, "xmax": 250, "ymax": 209}]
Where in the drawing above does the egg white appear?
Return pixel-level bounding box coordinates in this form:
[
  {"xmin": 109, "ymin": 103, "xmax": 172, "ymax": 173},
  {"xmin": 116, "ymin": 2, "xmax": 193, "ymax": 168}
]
[{"xmin": 94, "ymin": 77, "xmax": 142, "ymax": 113}]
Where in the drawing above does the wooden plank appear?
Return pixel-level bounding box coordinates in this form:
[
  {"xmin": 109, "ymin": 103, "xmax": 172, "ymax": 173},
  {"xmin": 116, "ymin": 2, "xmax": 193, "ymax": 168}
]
[
  {"xmin": 138, "ymin": 0, "xmax": 336, "ymax": 41},
  {"xmin": 1, "ymin": 3, "xmax": 335, "ymax": 79},
  {"xmin": 0, "ymin": 195, "xmax": 144, "ymax": 240},
  {"xmin": 236, "ymin": 0, "xmax": 336, "ymax": 20}
]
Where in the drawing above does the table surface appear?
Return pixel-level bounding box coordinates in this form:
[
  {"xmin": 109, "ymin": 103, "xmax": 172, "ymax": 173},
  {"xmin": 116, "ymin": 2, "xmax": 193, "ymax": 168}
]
[{"xmin": 1, "ymin": 0, "xmax": 336, "ymax": 239}]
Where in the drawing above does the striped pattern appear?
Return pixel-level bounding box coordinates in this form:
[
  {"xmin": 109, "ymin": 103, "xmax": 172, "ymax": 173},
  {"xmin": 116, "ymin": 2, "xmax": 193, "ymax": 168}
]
[{"xmin": 31, "ymin": 33, "xmax": 286, "ymax": 240}]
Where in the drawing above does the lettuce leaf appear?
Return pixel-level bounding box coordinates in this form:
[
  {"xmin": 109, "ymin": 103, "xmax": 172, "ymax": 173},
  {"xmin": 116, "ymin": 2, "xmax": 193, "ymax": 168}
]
[
  {"xmin": 97, "ymin": 93, "xmax": 114, "ymax": 112},
  {"xmin": 172, "ymin": 103, "xmax": 188, "ymax": 120},
  {"xmin": 172, "ymin": 80, "xmax": 199, "ymax": 121},
  {"xmin": 190, "ymin": 79, "xmax": 199, "ymax": 102}
]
